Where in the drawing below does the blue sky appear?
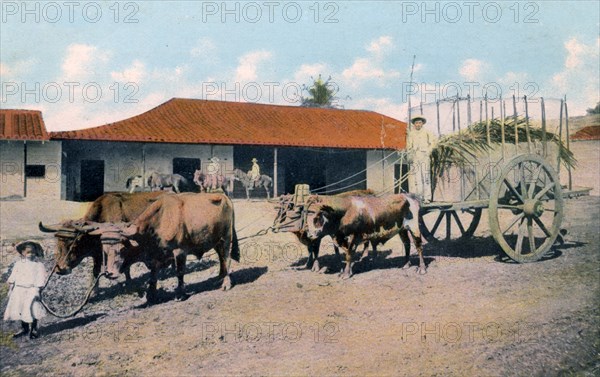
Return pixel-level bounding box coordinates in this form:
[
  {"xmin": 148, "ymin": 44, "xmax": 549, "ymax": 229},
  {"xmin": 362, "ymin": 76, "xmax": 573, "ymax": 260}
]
[{"xmin": 1, "ymin": 1, "xmax": 598, "ymax": 131}]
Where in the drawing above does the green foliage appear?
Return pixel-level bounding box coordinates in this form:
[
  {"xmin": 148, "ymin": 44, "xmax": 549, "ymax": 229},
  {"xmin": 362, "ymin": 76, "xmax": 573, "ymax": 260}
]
[
  {"xmin": 300, "ymin": 75, "xmax": 339, "ymax": 108},
  {"xmin": 0, "ymin": 284, "xmax": 17, "ymax": 349},
  {"xmin": 430, "ymin": 116, "xmax": 577, "ymax": 179}
]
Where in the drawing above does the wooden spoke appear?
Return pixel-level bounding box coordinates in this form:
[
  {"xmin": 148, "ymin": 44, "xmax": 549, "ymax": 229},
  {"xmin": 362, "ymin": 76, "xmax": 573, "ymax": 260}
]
[
  {"xmin": 534, "ymin": 182, "xmax": 554, "ymax": 200},
  {"xmin": 515, "ymin": 219, "xmax": 526, "ymax": 255},
  {"xmin": 527, "ymin": 218, "xmax": 536, "ymax": 253},
  {"xmin": 533, "ymin": 216, "xmax": 552, "ymax": 238},
  {"xmin": 527, "ymin": 164, "xmax": 543, "ymax": 198},
  {"xmin": 430, "ymin": 211, "xmax": 445, "ymax": 236},
  {"xmin": 451, "ymin": 211, "xmax": 466, "ymax": 235},
  {"xmin": 421, "ymin": 208, "xmax": 482, "ymax": 243},
  {"xmin": 503, "ymin": 179, "xmax": 525, "ymax": 204},
  {"xmin": 519, "ymin": 163, "xmax": 527, "ymax": 198},
  {"xmin": 503, "ymin": 213, "xmax": 525, "ymax": 235}
]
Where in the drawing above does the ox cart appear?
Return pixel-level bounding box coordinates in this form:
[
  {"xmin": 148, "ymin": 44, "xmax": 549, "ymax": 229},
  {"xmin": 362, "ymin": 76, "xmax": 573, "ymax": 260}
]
[{"xmin": 274, "ymin": 96, "xmax": 592, "ymax": 264}]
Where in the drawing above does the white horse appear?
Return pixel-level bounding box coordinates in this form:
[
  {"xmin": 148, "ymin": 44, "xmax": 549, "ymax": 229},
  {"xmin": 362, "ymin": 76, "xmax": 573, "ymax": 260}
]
[{"xmin": 125, "ymin": 175, "xmax": 145, "ymax": 193}]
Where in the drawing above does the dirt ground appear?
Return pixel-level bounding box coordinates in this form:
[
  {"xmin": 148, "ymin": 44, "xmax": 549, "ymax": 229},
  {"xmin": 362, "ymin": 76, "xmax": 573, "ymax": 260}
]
[{"xmin": 0, "ymin": 195, "xmax": 599, "ymax": 377}]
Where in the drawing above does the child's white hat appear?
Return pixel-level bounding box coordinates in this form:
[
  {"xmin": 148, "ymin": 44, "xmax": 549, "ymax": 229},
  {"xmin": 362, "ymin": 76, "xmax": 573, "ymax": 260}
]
[{"xmin": 15, "ymin": 240, "xmax": 44, "ymax": 258}]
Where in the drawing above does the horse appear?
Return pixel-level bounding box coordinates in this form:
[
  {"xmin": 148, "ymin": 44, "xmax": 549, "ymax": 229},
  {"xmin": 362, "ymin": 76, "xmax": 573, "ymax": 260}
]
[
  {"xmin": 125, "ymin": 175, "xmax": 145, "ymax": 193},
  {"xmin": 193, "ymin": 170, "xmax": 233, "ymax": 196},
  {"xmin": 147, "ymin": 171, "xmax": 188, "ymax": 193},
  {"xmin": 232, "ymin": 168, "xmax": 272, "ymax": 200}
]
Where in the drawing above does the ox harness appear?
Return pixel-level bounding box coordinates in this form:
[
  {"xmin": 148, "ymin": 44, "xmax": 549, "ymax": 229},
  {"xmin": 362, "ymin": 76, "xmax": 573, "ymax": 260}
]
[{"xmin": 40, "ymin": 230, "xmax": 107, "ymax": 318}]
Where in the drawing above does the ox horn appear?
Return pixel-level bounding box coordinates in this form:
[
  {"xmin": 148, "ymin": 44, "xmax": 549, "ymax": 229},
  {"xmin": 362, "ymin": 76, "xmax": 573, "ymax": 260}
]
[
  {"xmin": 72, "ymin": 220, "xmax": 104, "ymax": 233},
  {"xmin": 38, "ymin": 221, "xmax": 62, "ymax": 233}
]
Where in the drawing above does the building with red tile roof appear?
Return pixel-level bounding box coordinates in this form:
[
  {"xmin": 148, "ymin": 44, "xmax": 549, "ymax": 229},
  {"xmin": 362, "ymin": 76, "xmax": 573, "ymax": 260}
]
[
  {"xmin": 51, "ymin": 98, "xmax": 406, "ymax": 149},
  {"xmin": 0, "ymin": 110, "xmax": 60, "ymax": 200},
  {"xmin": 0, "ymin": 109, "xmax": 49, "ymax": 141}
]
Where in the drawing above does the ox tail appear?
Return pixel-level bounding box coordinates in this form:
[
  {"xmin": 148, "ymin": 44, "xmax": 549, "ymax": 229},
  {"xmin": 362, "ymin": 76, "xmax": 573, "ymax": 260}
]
[
  {"xmin": 230, "ymin": 210, "xmax": 240, "ymax": 262},
  {"xmin": 231, "ymin": 228, "xmax": 240, "ymax": 262}
]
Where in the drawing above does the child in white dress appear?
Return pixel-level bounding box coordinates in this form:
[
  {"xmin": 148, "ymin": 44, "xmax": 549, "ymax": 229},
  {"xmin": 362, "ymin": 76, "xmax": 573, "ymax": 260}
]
[{"xmin": 4, "ymin": 241, "xmax": 47, "ymax": 339}]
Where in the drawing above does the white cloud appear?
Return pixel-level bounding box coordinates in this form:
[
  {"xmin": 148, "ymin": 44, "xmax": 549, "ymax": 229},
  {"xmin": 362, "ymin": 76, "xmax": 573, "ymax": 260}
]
[
  {"xmin": 342, "ymin": 58, "xmax": 400, "ymax": 86},
  {"xmin": 366, "ymin": 36, "xmax": 393, "ymax": 58},
  {"xmin": 191, "ymin": 37, "xmax": 217, "ymax": 58},
  {"xmin": 564, "ymin": 37, "xmax": 592, "ymax": 69},
  {"xmin": 459, "ymin": 59, "xmax": 487, "ymax": 81},
  {"xmin": 350, "ymin": 97, "xmax": 406, "ymax": 120},
  {"xmin": 293, "ymin": 63, "xmax": 328, "ymax": 83},
  {"xmin": 0, "ymin": 59, "xmax": 36, "ymax": 79},
  {"xmin": 549, "ymin": 37, "xmax": 599, "ymax": 115},
  {"xmin": 61, "ymin": 44, "xmax": 110, "ymax": 81},
  {"xmin": 111, "ymin": 60, "xmax": 146, "ymax": 83},
  {"xmin": 234, "ymin": 50, "xmax": 272, "ymax": 82},
  {"xmin": 341, "ymin": 36, "xmax": 400, "ymax": 88}
]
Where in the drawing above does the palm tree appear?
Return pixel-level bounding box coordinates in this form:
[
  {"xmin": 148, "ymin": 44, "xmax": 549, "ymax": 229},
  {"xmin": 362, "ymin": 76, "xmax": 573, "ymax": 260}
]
[{"xmin": 300, "ymin": 75, "xmax": 339, "ymax": 108}]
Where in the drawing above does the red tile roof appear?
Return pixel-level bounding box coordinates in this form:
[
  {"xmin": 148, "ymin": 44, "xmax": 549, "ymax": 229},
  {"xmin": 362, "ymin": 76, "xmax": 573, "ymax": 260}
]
[
  {"xmin": 571, "ymin": 126, "xmax": 600, "ymax": 141},
  {"xmin": 0, "ymin": 109, "xmax": 49, "ymax": 140},
  {"xmin": 50, "ymin": 98, "xmax": 406, "ymax": 149}
]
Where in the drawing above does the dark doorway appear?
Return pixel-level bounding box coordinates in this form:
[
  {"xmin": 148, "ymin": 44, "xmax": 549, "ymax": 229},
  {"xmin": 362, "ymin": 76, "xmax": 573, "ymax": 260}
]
[
  {"xmin": 278, "ymin": 148, "xmax": 365, "ymax": 195},
  {"xmin": 394, "ymin": 164, "xmax": 409, "ymax": 193},
  {"xmin": 173, "ymin": 158, "xmax": 200, "ymax": 182},
  {"xmin": 80, "ymin": 160, "xmax": 104, "ymax": 201}
]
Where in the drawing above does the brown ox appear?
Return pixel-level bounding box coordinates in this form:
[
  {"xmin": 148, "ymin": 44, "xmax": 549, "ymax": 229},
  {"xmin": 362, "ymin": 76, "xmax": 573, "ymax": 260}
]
[
  {"xmin": 87, "ymin": 193, "xmax": 240, "ymax": 304},
  {"xmin": 274, "ymin": 190, "xmax": 376, "ymax": 273},
  {"xmin": 306, "ymin": 193, "xmax": 425, "ymax": 279},
  {"xmin": 38, "ymin": 191, "xmax": 166, "ymax": 283}
]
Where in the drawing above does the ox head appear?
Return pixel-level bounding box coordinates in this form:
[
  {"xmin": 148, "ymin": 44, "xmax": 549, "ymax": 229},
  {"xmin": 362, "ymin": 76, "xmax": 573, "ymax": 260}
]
[
  {"xmin": 38, "ymin": 220, "xmax": 101, "ymax": 275},
  {"xmin": 305, "ymin": 205, "xmax": 335, "ymax": 241},
  {"xmin": 87, "ymin": 222, "xmax": 139, "ymax": 280}
]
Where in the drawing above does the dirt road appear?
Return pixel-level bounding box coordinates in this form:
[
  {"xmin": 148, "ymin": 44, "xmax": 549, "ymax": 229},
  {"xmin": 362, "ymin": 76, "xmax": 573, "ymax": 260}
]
[{"xmin": 1, "ymin": 196, "xmax": 598, "ymax": 376}]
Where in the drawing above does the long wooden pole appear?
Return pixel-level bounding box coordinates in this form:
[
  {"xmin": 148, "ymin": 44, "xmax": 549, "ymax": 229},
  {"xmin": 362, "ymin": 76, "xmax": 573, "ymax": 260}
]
[
  {"xmin": 467, "ymin": 94, "xmax": 472, "ymax": 126},
  {"xmin": 456, "ymin": 95, "xmax": 461, "ymax": 131},
  {"xmin": 436, "ymin": 100, "xmax": 441, "ymax": 137},
  {"xmin": 513, "ymin": 95, "xmax": 519, "ymax": 155},
  {"xmin": 524, "ymin": 95, "xmax": 532, "ymax": 153},
  {"xmin": 141, "ymin": 143, "xmax": 146, "ymax": 190},
  {"xmin": 564, "ymin": 99, "xmax": 572, "ymax": 190},
  {"xmin": 557, "ymin": 99, "xmax": 563, "ymax": 175},
  {"xmin": 274, "ymin": 147, "xmax": 278, "ymax": 197},
  {"xmin": 485, "ymin": 95, "xmax": 490, "ymax": 145},
  {"xmin": 501, "ymin": 98, "xmax": 506, "ymax": 160},
  {"xmin": 541, "ymin": 97, "xmax": 547, "ymax": 157}
]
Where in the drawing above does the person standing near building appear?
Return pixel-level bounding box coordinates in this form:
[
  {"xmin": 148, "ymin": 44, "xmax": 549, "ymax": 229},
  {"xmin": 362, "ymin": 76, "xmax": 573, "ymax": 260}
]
[
  {"xmin": 407, "ymin": 115, "xmax": 437, "ymax": 203},
  {"xmin": 206, "ymin": 157, "xmax": 221, "ymax": 191},
  {"xmin": 248, "ymin": 158, "xmax": 260, "ymax": 187}
]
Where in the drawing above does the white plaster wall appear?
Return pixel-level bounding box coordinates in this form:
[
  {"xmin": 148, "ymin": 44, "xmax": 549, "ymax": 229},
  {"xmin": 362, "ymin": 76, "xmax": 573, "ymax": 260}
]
[
  {"xmin": 26, "ymin": 141, "xmax": 62, "ymax": 199},
  {"xmin": 366, "ymin": 150, "xmax": 398, "ymax": 193},
  {"xmin": 0, "ymin": 141, "xmax": 24, "ymax": 198}
]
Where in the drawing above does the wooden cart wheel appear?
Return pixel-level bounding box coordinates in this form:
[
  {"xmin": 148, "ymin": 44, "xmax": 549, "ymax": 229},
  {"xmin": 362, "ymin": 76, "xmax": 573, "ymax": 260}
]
[
  {"xmin": 419, "ymin": 208, "xmax": 482, "ymax": 242},
  {"xmin": 489, "ymin": 154, "xmax": 564, "ymax": 262}
]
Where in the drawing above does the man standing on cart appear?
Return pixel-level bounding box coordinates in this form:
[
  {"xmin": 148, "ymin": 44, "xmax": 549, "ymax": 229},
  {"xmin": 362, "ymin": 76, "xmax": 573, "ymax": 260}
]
[{"xmin": 407, "ymin": 115, "xmax": 437, "ymax": 203}]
